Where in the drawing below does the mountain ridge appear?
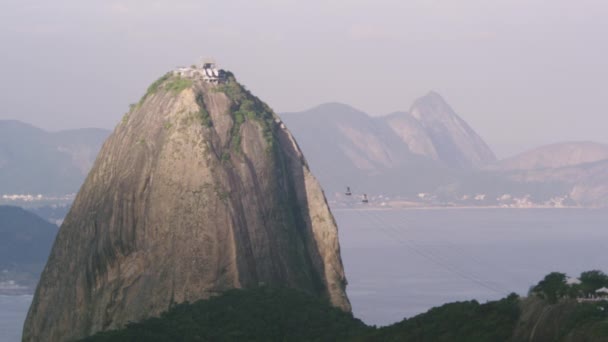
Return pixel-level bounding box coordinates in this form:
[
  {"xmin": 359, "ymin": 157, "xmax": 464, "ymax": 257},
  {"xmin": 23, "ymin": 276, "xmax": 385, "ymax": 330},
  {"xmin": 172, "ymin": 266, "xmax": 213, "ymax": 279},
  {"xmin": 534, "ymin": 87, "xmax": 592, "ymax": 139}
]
[
  {"xmin": 3, "ymin": 98, "xmax": 608, "ymax": 207},
  {"xmin": 489, "ymin": 141, "xmax": 608, "ymax": 171},
  {"xmin": 281, "ymin": 92, "xmax": 497, "ymax": 172},
  {"xmin": 279, "ymin": 93, "xmax": 496, "ymax": 196},
  {"xmin": 280, "ymin": 98, "xmax": 608, "ymax": 207},
  {"xmin": 388, "ymin": 91, "xmax": 497, "ymax": 168},
  {"xmin": 0, "ymin": 120, "xmax": 110, "ymax": 194},
  {"xmin": 0, "ymin": 205, "xmax": 58, "ymax": 294}
]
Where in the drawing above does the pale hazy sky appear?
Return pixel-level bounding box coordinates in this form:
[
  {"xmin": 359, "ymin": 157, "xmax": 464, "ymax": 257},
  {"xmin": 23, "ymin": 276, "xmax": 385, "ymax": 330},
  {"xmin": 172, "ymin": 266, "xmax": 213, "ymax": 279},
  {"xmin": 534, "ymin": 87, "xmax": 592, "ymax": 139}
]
[{"xmin": 0, "ymin": 0, "xmax": 606, "ymax": 157}]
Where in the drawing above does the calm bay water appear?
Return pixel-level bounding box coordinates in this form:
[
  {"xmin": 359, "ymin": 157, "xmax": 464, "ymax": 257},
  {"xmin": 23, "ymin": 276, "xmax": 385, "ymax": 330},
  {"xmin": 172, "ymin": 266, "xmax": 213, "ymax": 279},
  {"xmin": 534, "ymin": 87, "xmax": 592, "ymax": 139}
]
[
  {"xmin": 335, "ymin": 208, "xmax": 608, "ymax": 326},
  {"xmin": 0, "ymin": 295, "xmax": 31, "ymax": 342},
  {"xmin": 1, "ymin": 208, "xmax": 607, "ymax": 340}
]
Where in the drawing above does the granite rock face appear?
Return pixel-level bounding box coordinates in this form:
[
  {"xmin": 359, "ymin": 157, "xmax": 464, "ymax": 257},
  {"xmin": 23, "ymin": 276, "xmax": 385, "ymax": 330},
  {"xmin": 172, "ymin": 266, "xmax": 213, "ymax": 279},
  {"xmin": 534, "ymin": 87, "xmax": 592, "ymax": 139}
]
[{"xmin": 23, "ymin": 72, "xmax": 350, "ymax": 341}]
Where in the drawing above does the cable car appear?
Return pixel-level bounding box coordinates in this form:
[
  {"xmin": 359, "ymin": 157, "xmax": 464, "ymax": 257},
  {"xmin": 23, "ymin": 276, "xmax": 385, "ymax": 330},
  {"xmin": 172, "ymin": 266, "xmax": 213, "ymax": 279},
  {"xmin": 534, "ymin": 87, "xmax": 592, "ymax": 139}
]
[
  {"xmin": 362, "ymin": 194, "xmax": 369, "ymax": 203},
  {"xmin": 345, "ymin": 186, "xmax": 352, "ymax": 196}
]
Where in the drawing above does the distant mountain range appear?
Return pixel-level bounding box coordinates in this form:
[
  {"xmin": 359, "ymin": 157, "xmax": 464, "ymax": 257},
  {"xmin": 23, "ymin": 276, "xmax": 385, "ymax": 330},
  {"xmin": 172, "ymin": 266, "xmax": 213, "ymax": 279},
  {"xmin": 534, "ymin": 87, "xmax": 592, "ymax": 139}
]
[
  {"xmin": 0, "ymin": 120, "xmax": 110, "ymax": 195},
  {"xmin": 280, "ymin": 94, "xmax": 608, "ymax": 208},
  {"xmin": 279, "ymin": 92, "xmax": 496, "ymax": 196},
  {"xmin": 281, "ymin": 92, "xmax": 495, "ymax": 172},
  {"xmin": 489, "ymin": 141, "xmax": 608, "ymax": 171},
  {"xmin": 279, "ymin": 93, "xmax": 499, "ymax": 197},
  {"xmin": 280, "ymin": 102, "xmax": 450, "ymax": 195},
  {"xmin": 1, "ymin": 94, "xmax": 607, "ymax": 208},
  {"xmin": 489, "ymin": 145, "xmax": 608, "ymax": 208}
]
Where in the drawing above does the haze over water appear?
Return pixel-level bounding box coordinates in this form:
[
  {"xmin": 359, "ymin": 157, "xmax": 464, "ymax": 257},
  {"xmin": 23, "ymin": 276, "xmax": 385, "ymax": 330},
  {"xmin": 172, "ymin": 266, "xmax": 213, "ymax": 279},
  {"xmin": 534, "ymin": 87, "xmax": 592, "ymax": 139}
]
[
  {"xmin": 2, "ymin": 208, "xmax": 607, "ymax": 341},
  {"xmin": 0, "ymin": 295, "xmax": 31, "ymax": 342},
  {"xmin": 336, "ymin": 208, "xmax": 608, "ymax": 326}
]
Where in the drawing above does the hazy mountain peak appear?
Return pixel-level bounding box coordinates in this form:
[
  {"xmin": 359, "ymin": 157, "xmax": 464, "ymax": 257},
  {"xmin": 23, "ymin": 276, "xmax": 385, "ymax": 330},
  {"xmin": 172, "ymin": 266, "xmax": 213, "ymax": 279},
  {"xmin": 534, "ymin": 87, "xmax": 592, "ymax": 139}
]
[
  {"xmin": 409, "ymin": 91, "xmax": 452, "ymax": 116},
  {"xmin": 420, "ymin": 90, "xmax": 447, "ymax": 103},
  {"xmin": 385, "ymin": 92, "xmax": 496, "ymax": 168},
  {"xmin": 410, "ymin": 92, "xmax": 457, "ymax": 121}
]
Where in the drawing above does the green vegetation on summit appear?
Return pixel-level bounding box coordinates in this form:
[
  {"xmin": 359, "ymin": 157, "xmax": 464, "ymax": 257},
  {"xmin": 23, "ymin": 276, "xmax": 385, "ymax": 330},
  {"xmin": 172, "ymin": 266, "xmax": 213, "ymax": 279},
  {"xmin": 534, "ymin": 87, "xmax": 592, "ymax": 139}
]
[{"xmin": 224, "ymin": 77, "xmax": 275, "ymax": 151}]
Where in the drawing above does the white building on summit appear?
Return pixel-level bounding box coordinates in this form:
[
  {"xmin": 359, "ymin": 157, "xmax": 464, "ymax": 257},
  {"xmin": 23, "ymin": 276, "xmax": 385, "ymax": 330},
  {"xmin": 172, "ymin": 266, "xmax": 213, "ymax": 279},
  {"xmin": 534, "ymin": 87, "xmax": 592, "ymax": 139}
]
[
  {"xmin": 174, "ymin": 59, "xmax": 226, "ymax": 84},
  {"xmin": 201, "ymin": 61, "xmax": 224, "ymax": 83}
]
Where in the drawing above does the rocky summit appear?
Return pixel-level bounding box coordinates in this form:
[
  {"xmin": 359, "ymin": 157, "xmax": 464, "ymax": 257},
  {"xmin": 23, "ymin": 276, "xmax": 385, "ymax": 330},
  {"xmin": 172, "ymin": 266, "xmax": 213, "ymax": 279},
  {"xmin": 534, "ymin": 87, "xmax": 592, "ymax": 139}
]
[{"xmin": 23, "ymin": 67, "xmax": 350, "ymax": 341}]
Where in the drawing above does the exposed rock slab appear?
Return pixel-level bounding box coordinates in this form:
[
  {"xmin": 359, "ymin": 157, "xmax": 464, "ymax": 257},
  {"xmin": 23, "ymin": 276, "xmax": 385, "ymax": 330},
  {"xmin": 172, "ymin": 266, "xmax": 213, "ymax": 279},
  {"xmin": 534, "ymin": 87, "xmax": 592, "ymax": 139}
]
[{"xmin": 23, "ymin": 74, "xmax": 350, "ymax": 341}]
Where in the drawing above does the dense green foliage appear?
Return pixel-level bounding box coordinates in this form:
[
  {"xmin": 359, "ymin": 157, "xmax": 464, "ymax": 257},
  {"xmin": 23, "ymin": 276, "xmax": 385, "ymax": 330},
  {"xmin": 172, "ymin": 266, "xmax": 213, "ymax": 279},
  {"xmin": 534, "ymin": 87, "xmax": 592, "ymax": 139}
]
[
  {"xmin": 580, "ymin": 271, "xmax": 608, "ymax": 296},
  {"xmin": 531, "ymin": 270, "xmax": 608, "ymax": 302},
  {"xmin": 82, "ymin": 289, "xmax": 522, "ymax": 342},
  {"xmin": 216, "ymin": 74, "xmax": 276, "ymax": 152},
  {"xmin": 81, "ymin": 271, "xmax": 608, "ymax": 342},
  {"xmin": 140, "ymin": 73, "xmax": 172, "ymax": 104},
  {"xmin": 362, "ymin": 293, "xmax": 521, "ymax": 342},
  {"xmin": 559, "ymin": 301, "xmax": 608, "ymax": 338},
  {"xmin": 138, "ymin": 73, "xmax": 192, "ymax": 106},
  {"xmin": 81, "ymin": 287, "xmax": 369, "ymax": 342},
  {"xmin": 532, "ymin": 272, "xmax": 570, "ymax": 303},
  {"xmin": 165, "ymin": 76, "xmax": 193, "ymax": 94}
]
